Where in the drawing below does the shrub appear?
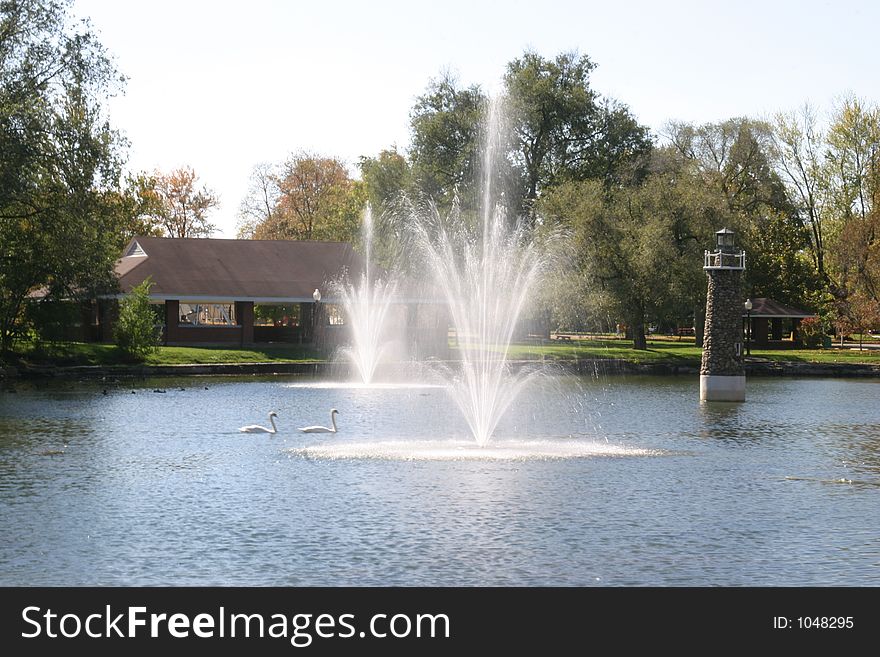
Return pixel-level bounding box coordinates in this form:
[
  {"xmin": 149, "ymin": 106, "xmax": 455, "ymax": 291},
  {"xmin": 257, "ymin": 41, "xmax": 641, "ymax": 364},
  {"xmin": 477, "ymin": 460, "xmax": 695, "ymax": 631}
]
[
  {"xmin": 114, "ymin": 279, "xmax": 160, "ymax": 360},
  {"xmin": 799, "ymin": 316, "xmax": 824, "ymax": 349}
]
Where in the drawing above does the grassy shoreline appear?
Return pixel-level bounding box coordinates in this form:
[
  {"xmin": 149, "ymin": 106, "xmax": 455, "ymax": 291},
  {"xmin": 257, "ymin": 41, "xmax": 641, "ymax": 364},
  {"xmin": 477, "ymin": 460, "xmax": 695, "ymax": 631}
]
[{"xmin": 3, "ymin": 336, "xmax": 880, "ymax": 371}]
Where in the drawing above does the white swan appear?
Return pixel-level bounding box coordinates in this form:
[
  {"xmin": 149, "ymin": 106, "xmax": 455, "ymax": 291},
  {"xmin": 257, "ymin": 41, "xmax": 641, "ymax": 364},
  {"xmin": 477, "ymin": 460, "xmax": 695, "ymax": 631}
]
[
  {"xmin": 239, "ymin": 411, "xmax": 278, "ymax": 434},
  {"xmin": 298, "ymin": 408, "xmax": 338, "ymax": 433}
]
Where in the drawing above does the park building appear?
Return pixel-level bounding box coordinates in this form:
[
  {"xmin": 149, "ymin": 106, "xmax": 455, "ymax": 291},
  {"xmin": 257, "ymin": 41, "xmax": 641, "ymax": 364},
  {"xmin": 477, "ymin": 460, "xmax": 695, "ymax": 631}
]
[
  {"xmin": 87, "ymin": 236, "xmax": 448, "ymax": 355},
  {"xmin": 741, "ymin": 297, "xmax": 816, "ymax": 348}
]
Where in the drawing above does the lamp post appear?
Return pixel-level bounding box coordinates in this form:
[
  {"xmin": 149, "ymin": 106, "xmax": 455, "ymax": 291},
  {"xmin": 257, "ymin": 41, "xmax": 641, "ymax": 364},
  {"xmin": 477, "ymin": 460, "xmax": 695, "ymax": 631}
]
[
  {"xmin": 312, "ymin": 288, "xmax": 321, "ymax": 347},
  {"xmin": 744, "ymin": 298, "xmax": 753, "ymax": 356}
]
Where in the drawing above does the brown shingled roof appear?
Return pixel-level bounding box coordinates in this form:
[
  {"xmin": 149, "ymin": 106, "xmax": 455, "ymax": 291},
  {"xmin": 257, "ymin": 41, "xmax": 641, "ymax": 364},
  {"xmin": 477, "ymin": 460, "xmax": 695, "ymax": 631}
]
[
  {"xmin": 112, "ymin": 237, "xmax": 364, "ymax": 302},
  {"xmin": 743, "ymin": 297, "xmax": 815, "ymax": 318}
]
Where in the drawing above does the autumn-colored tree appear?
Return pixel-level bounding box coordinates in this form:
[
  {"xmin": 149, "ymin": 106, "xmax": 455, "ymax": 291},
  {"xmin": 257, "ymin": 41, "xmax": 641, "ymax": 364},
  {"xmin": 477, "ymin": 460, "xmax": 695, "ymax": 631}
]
[
  {"xmin": 245, "ymin": 152, "xmax": 365, "ymax": 242},
  {"xmin": 833, "ymin": 291, "xmax": 880, "ymax": 349},
  {"xmin": 147, "ymin": 166, "xmax": 218, "ymax": 238},
  {"xmin": 797, "ymin": 316, "xmax": 825, "ymax": 349},
  {"xmin": 774, "ymin": 96, "xmax": 880, "ymax": 304}
]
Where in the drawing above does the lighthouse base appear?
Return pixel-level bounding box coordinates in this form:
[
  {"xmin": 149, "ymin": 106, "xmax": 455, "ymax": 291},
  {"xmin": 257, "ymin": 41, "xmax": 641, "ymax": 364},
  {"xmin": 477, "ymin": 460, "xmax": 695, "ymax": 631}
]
[{"xmin": 700, "ymin": 374, "xmax": 745, "ymax": 402}]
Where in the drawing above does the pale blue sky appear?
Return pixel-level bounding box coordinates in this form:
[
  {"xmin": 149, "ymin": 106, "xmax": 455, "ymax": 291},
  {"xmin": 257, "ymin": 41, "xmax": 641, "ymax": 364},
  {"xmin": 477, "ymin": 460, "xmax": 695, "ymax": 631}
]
[{"xmin": 75, "ymin": 0, "xmax": 878, "ymax": 237}]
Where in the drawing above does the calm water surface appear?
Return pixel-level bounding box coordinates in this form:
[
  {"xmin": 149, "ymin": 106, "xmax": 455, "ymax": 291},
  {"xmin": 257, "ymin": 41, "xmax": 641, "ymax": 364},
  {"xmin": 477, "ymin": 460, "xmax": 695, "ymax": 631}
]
[{"xmin": 0, "ymin": 374, "xmax": 878, "ymax": 586}]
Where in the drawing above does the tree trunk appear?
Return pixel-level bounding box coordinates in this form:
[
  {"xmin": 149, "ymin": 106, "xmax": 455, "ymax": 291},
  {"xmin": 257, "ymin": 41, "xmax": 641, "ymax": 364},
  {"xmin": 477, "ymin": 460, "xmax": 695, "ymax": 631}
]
[
  {"xmin": 630, "ymin": 313, "xmax": 647, "ymax": 350},
  {"xmin": 693, "ymin": 301, "xmax": 706, "ymax": 347}
]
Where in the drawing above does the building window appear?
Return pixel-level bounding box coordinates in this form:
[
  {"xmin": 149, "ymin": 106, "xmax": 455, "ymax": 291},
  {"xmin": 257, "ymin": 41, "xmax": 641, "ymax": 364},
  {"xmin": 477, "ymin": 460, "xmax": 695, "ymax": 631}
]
[
  {"xmin": 178, "ymin": 303, "xmax": 237, "ymax": 326},
  {"xmin": 254, "ymin": 304, "xmax": 300, "ymax": 327}
]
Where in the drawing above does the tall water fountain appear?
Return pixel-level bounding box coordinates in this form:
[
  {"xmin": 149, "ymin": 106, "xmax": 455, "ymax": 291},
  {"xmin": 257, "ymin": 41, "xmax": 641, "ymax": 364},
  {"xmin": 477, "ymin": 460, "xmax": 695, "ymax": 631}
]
[
  {"xmin": 337, "ymin": 206, "xmax": 397, "ymax": 385},
  {"xmin": 333, "ymin": 98, "xmax": 549, "ymax": 445},
  {"xmin": 414, "ymin": 98, "xmax": 548, "ymax": 446}
]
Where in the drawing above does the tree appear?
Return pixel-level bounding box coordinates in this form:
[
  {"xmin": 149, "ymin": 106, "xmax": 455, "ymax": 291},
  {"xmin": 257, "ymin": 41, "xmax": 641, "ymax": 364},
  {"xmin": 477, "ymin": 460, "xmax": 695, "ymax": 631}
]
[
  {"xmin": 825, "ymin": 95, "xmax": 880, "ymax": 223},
  {"xmin": 831, "ymin": 206, "xmax": 880, "ymax": 305},
  {"xmin": 833, "ymin": 291, "xmax": 880, "ymax": 349},
  {"xmin": 114, "ymin": 278, "xmax": 159, "ymax": 360},
  {"xmin": 774, "ymin": 97, "xmax": 880, "ymax": 316},
  {"xmin": 540, "ymin": 168, "xmax": 725, "ymax": 350},
  {"xmin": 825, "ymin": 98, "xmax": 880, "ymax": 310},
  {"xmin": 667, "ymin": 118, "xmax": 789, "ymax": 215},
  {"xmin": 667, "ymin": 117, "xmax": 819, "ymax": 309},
  {"xmin": 236, "ymin": 162, "xmax": 279, "ymax": 239},
  {"xmin": 358, "ymin": 148, "xmax": 412, "ymax": 267},
  {"xmin": 798, "ymin": 316, "xmax": 825, "ymax": 348},
  {"xmin": 408, "ymin": 72, "xmax": 485, "ymax": 212},
  {"xmin": 504, "ymin": 51, "xmax": 652, "ymax": 220},
  {"xmin": 245, "ymin": 152, "xmax": 365, "ymax": 242},
  {"xmin": 406, "ymin": 52, "xmax": 652, "ymax": 228},
  {"xmin": 773, "ymin": 105, "xmax": 836, "ymax": 289},
  {"xmin": 359, "ymin": 148, "xmax": 412, "ymax": 215},
  {"xmin": 146, "ymin": 166, "xmax": 218, "ymax": 238},
  {"xmin": 1, "ymin": 0, "xmax": 126, "ymax": 351},
  {"xmin": 105, "ymin": 173, "xmax": 166, "ymax": 247}
]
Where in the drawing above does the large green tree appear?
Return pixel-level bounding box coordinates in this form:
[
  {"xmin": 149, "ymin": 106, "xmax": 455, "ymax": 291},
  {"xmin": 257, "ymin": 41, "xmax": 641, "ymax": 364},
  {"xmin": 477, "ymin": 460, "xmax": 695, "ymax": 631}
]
[
  {"xmin": 824, "ymin": 98, "xmax": 880, "ymax": 325},
  {"xmin": 408, "ymin": 72, "xmax": 485, "ymax": 213},
  {"xmin": 540, "ymin": 165, "xmax": 726, "ymax": 349},
  {"xmin": 504, "ymin": 51, "xmax": 652, "ymax": 220},
  {"xmin": 0, "ymin": 0, "xmax": 126, "ymax": 350},
  {"xmin": 407, "ymin": 52, "xmax": 652, "ymax": 225}
]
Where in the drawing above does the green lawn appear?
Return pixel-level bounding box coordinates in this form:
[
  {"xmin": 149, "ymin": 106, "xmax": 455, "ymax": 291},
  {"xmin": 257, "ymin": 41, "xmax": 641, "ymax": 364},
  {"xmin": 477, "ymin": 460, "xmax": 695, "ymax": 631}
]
[
  {"xmin": 5, "ymin": 337, "xmax": 880, "ymax": 368},
  {"xmin": 6, "ymin": 341, "xmax": 322, "ymax": 367},
  {"xmin": 504, "ymin": 339, "xmax": 703, "ymax": 364},
  {"xmin": 144, "ymin": 344, "xmax": 322, "ymax": 365},
  {"xmin": 744, "ymin": 347, "xmax": 880, "ymax": 364},
  {"xmin": 505, "ymin": 337, "xmax": 880, "ymax": 365}
]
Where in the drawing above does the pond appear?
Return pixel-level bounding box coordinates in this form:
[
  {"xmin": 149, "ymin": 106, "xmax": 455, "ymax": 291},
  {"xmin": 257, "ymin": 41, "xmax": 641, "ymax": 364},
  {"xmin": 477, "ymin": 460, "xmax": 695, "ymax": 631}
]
[{"xmin": 0, "ymin": 373, "xmax": 878, "ymax": 586}]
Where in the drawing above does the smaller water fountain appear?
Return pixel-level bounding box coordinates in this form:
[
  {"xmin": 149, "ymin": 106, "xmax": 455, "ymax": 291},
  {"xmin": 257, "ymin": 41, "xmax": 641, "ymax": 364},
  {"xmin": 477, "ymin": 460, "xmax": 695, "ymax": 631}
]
[{"xmin": 337, "ymin": 206, "xmax": 398, "ymax": 385}]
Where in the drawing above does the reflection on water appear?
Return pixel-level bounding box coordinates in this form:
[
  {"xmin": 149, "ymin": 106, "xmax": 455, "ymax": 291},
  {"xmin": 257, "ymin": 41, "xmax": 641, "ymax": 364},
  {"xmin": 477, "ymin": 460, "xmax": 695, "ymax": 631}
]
[
  {"xmin": 289, "ymin": 438, "xmax": 662, "ymax": 461},
  {"xmin": 1, "ymin": 374, "xmax": 879, "ymax": 585}
]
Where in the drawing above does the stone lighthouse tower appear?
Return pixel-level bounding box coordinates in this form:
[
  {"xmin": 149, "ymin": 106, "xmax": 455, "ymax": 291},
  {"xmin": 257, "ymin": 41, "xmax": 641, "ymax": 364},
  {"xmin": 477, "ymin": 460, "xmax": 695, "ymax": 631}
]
[{"xmin": 700, "ymin": 228, "xmax": 746, "ymax": 401}]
